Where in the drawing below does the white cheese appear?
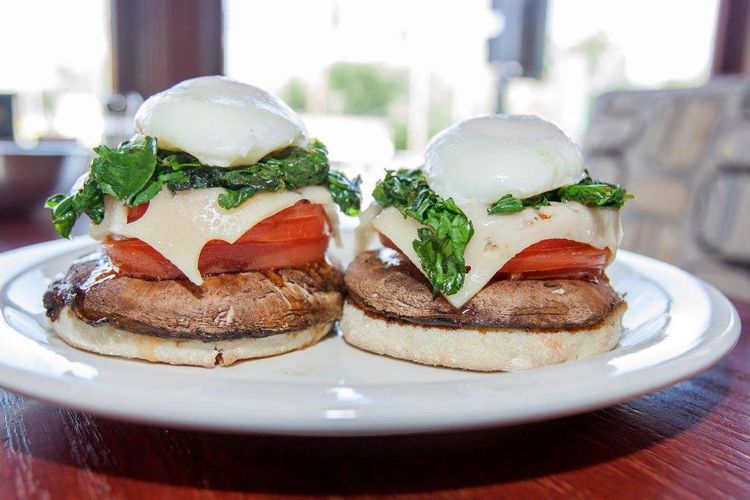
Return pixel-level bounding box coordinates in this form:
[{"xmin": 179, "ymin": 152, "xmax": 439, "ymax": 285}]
[
  {"xmin": 372, "ymin": 202, "xmax": 621, "ymax": 308},
  {"xmin": 91, "ymin": 186, "xmax": 337, "ymax": 285},
  {"xmin": 354, "ymin": 202, "xmax": 382, "ymax": 254}
]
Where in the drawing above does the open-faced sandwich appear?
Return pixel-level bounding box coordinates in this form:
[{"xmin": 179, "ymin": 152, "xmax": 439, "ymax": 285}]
[
  {"xmin": 343, "ymin": 115, "xmax": 631, "ymax": 371},
  {"xmin": 43, "ymin": 76, "xmax": 361, "ymax": 367}
]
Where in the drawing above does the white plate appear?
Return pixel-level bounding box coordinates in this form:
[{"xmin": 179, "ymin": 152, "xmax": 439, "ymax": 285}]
[{"xmin": 0, "ymin": 238, "xmax": 741, "ymax": 436}]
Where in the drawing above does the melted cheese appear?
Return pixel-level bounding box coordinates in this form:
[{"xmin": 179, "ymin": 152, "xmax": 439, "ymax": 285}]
[
  {"xmin": 91, "ymin": 186, "xmax": 337, "ymax": 285},
  {"xmin": 372, "ymin": 203, "xmax": 621, "ymax": 308},
  {"xmin": 354, "ymin": 202, "xmax": 382, "ymax": 254}
]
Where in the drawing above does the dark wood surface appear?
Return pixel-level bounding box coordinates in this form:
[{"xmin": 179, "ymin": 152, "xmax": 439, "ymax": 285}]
[{"xmin": 0, "ymin": 219, "xmax": 748, "ymax": 499}]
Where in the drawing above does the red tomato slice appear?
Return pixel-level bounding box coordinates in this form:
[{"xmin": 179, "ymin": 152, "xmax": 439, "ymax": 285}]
[
  {"xmin": 127, "ymin": 203, "xmax": 149, "ymax": 223},
  {"xmin": 379, "ymin": 235, "xmax": 610, "ymax": 280},
  {"xmin": 106, "ymin": 201, "xmax": 330, "ymax": 280},
  {"xmin": 496, "ymin": 238, "xmax": 610, "ymax": 279}
]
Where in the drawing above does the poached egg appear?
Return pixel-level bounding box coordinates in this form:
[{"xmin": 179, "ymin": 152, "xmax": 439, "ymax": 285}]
[
  {"xmin": 135, "ymin": 76, "xmax": 307, "ymax": 168},
  {"xmin": 425, "ymin": 115, "xmax": 585, "ymax": 204}
]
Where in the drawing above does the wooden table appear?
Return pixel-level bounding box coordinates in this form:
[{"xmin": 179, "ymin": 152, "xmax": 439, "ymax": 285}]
[{"xmin": 0, "ymin": 218, "xmax": 748, "ymax": 499}]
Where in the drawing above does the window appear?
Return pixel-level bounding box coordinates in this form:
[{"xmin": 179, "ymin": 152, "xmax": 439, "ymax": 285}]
[
  {"xmin": 225, "ymin": 0, "xmax": 719, "ymax": 158},
  {"xmin": 506, "ymin": 0, "xmax": 719, "ymax": 139},
  {"xmin": 0, "ymin": 0, "xmax": 111, "ymax": 146},
  {"xmin": 224, "ymin": 0, "xmax": 497, "ymax": 166}
]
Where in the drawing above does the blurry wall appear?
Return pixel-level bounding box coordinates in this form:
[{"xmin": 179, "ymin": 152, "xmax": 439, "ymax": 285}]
[{"xmin": 585, "ymin": 78, "xmax": 750, "ymax": 300}]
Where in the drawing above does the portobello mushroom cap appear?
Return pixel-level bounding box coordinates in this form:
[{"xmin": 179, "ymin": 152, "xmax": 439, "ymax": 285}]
[
  {"xmin": 340, "ymin": 249, "xmax": 626, "ymax": 371},
  {"xmin": 345, "ymin": 249, "xmax": 623, "ymax": 331},
  {"xmin": 44, "ymin": 252, "xmax": 345, "ymax": 367}
]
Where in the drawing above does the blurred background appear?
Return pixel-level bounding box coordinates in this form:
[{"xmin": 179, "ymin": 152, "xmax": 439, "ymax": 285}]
[{"xmin": 0, "ymin": 0, "xmax": 748, "ymax": 300}]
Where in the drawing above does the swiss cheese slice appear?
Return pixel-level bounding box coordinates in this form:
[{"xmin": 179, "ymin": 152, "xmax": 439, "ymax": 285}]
[
  {"xmin": 371, "ymin": 202, "xmax": 622, "ymax": 308},
  {"xmin": 91, "ymin": 186, "xmax": 337, "ymax": 285}
]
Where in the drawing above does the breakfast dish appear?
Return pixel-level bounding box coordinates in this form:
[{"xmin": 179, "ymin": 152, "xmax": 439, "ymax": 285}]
[
  {"xmin": 343, "ymin": 115, "xmax": 632, "ymax": 371},
  {"xmin": 42, "ymin": 76, "xmax": 361, "ymax": 367},
  {"xmin": 0, "ymin": 239, "xmax": 741, "ymax": 434}
]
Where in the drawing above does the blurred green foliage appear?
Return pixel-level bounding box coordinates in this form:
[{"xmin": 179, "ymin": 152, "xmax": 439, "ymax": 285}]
[
  {"xmin": 392, "ymin": 120, "xmax": 408, "ymax": 150},
  {"xmin": 281, "ymin": 79, "xmax": 309, "ymax": 112},
  {"xmin": 317, "ymin": 63, "xmax": 454, "ymax": 151},
  {"xmin": 328, "ymin": 62, "xmax": 407, "ymax": 116}
]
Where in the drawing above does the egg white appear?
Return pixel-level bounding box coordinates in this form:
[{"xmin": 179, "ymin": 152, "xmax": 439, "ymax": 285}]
[
  {"xmin": 425, "ymin": 115, "xmax": 585, "ymax": 204},
  {"xmin": 134, "ymin": 76, "xmax": 307, "ymax": 167}
]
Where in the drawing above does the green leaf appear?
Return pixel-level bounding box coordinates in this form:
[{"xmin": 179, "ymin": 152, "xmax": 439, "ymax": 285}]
[
  {"xmin": 90, "ymin": 136, "xmax": 157, "ymax": 206},
  {"xmin": 327, "ymin": 170, "xmax": 362, "ymax": 216},
  {"xmin": 45, "ymin": 136, "xmax": 359, "ymax": 239},
  {"xmin": 160, "ymin": 139, "xmax": 362, "ymax": 214},
  {"xmin": 76, "ymin": 178, "xmax": 105, "ymax": 224},
  {"xmin": 163, "ymin": 140, "xmax": 331, "ymax": 209},
  {"xmin": 45, "ymin": 193, "xmax": 76, "ymax": 239},
  {"xmin": 523, "ymin": 193, "xmax": 552, "ymax": 209},
  {"xmin": 487, "ymin": 194, "xmax": 524, "ymax": 214},
  {"xmin": 374, "ymin": 168, "xmax": 473, "ymax": 296},
  {"xmin": 44, "ymin": 176, "xmax": 105, "ymax": 239},
  {"xmin": 129, "ymin": 180, "xmax": 163, "ymax": 207},
  {"xmin": 217, "ymin": 187, "xmax": 259, "ymax": 210},
  {"xmin": 558, "ymin": 179, "xmax": 633, "ymax": 208},
  {"xmin": 157, "ymin": 151, "xmax": 202, "ymax": 171},
  {"xmin": 488, "ymin": 176, "xmax": 632, "ymax": 215}
]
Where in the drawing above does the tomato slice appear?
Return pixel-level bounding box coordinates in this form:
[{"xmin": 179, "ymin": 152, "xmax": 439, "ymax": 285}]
[
  {"xmin": 106, "ymin": 201, "xmax": 330, "ymax": 280},
  {"xmin": 379, "ymin": 235, "xmax": 610, "ymax": 280},
  {"xmin": 127, "ymin": 203, "xmax": 149, "ymax": 223},
  {"xmin": 496, "ymin": 239, "xmax": 610, "ymax": 279}
]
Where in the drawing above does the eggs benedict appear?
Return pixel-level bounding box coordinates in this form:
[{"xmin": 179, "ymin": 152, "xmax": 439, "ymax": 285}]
[
  {"xmin": 43, "ymin": 76, "xmax": 361, "ymax": 367},
  {"xmin": 342, "ymin": 115, "xmax": 630, "ymax": 371}
]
